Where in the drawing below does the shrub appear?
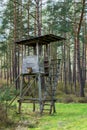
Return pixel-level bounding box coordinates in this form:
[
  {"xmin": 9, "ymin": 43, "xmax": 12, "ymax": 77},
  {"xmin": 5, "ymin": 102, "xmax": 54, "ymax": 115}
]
[
  {"xmin": 0, "ymin": 104, "xmax": 7, "ymax": 124},
  {"xmin": 77, "ymin": 97, "xmax": 87, "ymax": 103},
  {"xmin": 63, "ymin": 97, "xmax": 74, "ymax": 103}
]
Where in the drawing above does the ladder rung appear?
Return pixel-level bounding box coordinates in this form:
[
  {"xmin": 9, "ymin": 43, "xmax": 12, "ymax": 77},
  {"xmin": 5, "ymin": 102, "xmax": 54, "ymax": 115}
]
[
  {"xmin": 44, "ymin": 103, "xmax": 51, "ymax": 105},
  {"xmin": 43, "ymin": 109, "xmax": 51, "ymax": 111}
]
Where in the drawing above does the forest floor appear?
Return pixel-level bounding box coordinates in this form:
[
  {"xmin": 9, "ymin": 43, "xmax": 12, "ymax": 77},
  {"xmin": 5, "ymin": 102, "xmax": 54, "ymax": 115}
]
[
  {"xmin": 0, "ymin": 103, "xmax": 87, "ymax": 130},
  {"xmin": 0, "ymin": 80, "xmax": 87, "ymax": 129}
]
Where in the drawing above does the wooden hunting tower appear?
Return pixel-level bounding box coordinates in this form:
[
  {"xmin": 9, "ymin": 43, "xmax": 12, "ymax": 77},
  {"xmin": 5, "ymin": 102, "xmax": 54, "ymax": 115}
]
[{"xmin": 16, "ymin": 34, "xmax": 65, "ymax": 114}]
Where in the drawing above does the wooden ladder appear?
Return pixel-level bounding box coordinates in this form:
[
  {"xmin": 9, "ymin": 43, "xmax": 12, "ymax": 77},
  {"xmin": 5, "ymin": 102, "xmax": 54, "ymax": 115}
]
[{"xmin": 41, "ymin": 100, "xmax": 56, "ymax": 114}]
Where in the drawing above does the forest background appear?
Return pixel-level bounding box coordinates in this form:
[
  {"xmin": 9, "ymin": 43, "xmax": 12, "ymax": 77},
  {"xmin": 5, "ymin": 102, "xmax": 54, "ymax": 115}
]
[{"xmin": 0, "ymin": 0, "xmax": 87, "ymax": 102}]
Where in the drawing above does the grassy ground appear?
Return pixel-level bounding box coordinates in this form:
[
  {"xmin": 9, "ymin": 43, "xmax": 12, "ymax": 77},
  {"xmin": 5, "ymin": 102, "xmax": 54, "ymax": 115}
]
[
  {"xmin": 0, "ymin": 79, "xmax": 87, "ymax": 130},
  {"xmin": 32, "ymin": 103, "xmax": 87, "ymax": 130},
  {"xmin": 1, "ymin": 103, "xmax": 87, "ymax": 130}
]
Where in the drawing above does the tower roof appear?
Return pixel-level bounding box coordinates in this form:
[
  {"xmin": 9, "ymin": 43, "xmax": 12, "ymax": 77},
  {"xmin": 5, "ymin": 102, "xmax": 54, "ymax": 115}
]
[{"xmin": 16, "ymin": 34, "xmax": 65, "ymax": 47}]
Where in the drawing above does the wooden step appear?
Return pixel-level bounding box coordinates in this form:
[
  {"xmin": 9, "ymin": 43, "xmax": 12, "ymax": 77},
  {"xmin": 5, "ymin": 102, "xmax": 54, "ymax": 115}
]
[
  {"xmin": 44, "ymin": 103, "xmax": 51, "ymax": 106},
  {"xmin": 43, "ymin": 109, "xmax": 51, "ymax": 111}
]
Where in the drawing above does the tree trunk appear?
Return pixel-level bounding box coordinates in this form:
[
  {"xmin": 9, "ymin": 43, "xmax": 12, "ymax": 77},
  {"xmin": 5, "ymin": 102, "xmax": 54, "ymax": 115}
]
[
  {"xmin": 73, "ymin": 37, "xmax": 77, "ymax": 93},
  {"xmin": 63, "ymin": 42, "xmax": 67, "ymax": 93},
  {"xmin": 76, "ymin": 0, "xmax": 86, "ymax": 97}
]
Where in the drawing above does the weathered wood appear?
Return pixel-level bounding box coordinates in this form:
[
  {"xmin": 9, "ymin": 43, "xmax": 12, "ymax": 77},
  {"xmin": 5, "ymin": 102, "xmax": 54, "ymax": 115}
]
[
  {"xmin": 16, "ymin": 34, "xmax": 65, "ymax": 46},
  {"xmin": 33, "ymin": 102, "xmax": 36, "ymax": 112},
  {"xmin": 18, "ymin": 102, "xmax": 22, "ymax": 114},
  {"xmin": 16, "ymin": 34, "xmax": 64, "ymax": 114},
  {"xmin": 22, "ymin": 55, "xmax": 44, "ymax": 74}
]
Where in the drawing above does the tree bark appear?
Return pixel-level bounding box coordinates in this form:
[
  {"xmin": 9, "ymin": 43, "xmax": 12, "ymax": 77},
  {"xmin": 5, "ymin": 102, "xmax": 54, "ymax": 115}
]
[{"xmin": 76, "ymin": 0, "xmax": 86, "ymax": 97}]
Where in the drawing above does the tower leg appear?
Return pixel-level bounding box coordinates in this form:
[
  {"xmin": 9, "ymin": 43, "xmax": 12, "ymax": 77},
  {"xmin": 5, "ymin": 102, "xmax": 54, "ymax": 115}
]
[
  {"xmin": 40, "ymin": 101, "xmax": 43, "ymax": 114},
  {"xmin": 49, "ymin": 102, "xmax": 52, "ymax": 114},
  {"xmin": 18, "ymin": 101, "xmax": 22, "ymax": 114},
  {"xmin": 49, "ymin": 101, "xmax": 56, "ymax": 114},
  {"xmin": 33, "ymin": 102, "xmax": 35, "ymax": 112},
  {"xmin": 38, "ymin": 73, "xmax": 42, "ymax": 114},
  {"xmin": 53, "ymin": 102, "xmax": 56, "ymax": 113},
  {"xmin": 18, "ymin": 75, "xmax": 23, "ymax": 114}
]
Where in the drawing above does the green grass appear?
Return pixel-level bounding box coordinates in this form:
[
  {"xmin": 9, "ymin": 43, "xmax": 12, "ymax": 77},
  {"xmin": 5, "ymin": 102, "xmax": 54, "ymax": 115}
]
[
  {"xmin": 1, "ymin": 103, "xmax": 87, "ymax": 130},
  {"xmin": 32, "ymin": 103, "xmax": 87, "ymax": 130}
]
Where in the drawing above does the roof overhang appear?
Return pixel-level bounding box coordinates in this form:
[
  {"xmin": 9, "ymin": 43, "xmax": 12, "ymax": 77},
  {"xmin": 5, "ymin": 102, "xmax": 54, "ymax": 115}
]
[{"xmin": 16, "ymin": 34, "xmax": 66, "ymax": 47}]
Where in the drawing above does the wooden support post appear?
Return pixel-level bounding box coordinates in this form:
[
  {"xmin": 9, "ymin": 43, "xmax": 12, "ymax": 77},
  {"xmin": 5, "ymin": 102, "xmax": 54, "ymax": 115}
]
[
  {"xmin": 53, "ymin": 102, "xmax": 56, "ymax": 113},
  {"xmin": 49, "ymin": 102, "xmax": 52, "ymax": 114},
  {"xmin": 18, "ymin": 101, "xmax": 22, "ymax": 114},
  {"xmin": 49, "ymin": 101, "xmax": 56, "ymax": 114},
  {"xmin": 33, "ymin": 102, "xmax": 35, "ymax": 112},
  {"xmin": 38, "ymin": 73, "xmax": 43, "ymax": 114},
  {"xmin": 36, "ymin": 40, "xmax": 43, "ymax": 114},
  {"xmin": 18, "ymin": 75, "xmax": 23, "ymax": 113}
]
